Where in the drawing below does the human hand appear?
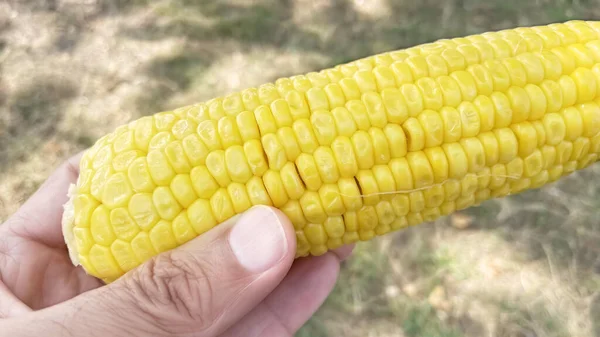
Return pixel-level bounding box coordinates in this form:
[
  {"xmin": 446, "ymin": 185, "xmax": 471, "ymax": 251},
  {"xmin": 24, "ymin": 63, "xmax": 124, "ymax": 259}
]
[{"xmin": 0, "ymin": 152, "xmax": 353, "ymax": 336}]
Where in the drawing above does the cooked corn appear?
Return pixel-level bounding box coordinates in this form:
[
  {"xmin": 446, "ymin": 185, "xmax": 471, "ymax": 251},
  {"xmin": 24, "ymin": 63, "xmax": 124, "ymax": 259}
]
[{"xmin": 63, "ymin": 20, "xmax": 600, "ymax": 283}]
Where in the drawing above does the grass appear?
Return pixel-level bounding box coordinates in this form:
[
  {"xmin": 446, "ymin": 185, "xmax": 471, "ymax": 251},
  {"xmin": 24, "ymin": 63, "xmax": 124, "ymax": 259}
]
[{"xmin": 1, "ymin": 0, "xmax": 599, "ymax": 336}]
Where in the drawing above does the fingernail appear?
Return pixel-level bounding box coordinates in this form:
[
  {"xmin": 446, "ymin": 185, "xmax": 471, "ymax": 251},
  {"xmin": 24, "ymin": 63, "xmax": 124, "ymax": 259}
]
[{"xmin": 229, "ymin": 206, "xmax": 287, "ymax": 272}]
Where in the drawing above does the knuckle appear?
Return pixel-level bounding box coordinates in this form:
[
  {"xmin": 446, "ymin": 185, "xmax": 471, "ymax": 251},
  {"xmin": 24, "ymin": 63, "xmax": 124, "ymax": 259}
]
[{"xmin": 123, "ymin": 251, "xmax": 218, "ymax": 334}]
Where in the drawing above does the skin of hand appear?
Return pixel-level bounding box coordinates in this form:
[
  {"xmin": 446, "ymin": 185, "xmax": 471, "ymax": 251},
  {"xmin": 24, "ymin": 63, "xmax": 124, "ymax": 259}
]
[{"xmin": 0, "ymin": 152, "xmax": 354, "ymax": 337}]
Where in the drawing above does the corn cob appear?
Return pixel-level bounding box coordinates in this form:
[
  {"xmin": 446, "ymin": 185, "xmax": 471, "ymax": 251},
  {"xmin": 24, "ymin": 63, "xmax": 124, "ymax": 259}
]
[{"xmin": 63, "ymin": 20, "xmax": 600, "ymax": 283}]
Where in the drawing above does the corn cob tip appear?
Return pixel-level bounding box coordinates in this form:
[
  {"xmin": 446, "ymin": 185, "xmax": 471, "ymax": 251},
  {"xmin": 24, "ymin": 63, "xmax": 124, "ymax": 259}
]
[{"xmin": 62, "ymin": 183, "xmax": 81, "ymax": 267}]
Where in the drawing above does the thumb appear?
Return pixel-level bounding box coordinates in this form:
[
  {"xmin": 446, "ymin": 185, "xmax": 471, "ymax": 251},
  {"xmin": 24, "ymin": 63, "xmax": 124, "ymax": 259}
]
[{"xmin": 9, "ymin": 206, "xmax": 297, "ymax": 337}]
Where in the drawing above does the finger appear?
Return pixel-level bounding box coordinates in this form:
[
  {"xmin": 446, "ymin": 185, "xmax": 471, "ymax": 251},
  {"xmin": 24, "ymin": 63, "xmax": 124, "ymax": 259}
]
[
  {"xmin": 28, "ymin": 205, "xmax": 296, "ymax": 337},
  {"xmin": 221, "ymin": 252, "xmax": 346, "ymax": 337},
  {"xmin": 0, "ymin": 281, "xmax": 31, "ymax": 318},
  {"xmin": 5, "ymin": 152, "xmax": 84, "ymax": 247}
]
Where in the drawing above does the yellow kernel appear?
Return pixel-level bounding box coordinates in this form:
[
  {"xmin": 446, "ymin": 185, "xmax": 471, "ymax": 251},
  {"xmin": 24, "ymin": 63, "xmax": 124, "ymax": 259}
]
[
  {"xmin": 569, "ymin": 44, "xmax": 595, "ymax": 68},
  {"xmin": 246, "ymin": 176, "xmax": 273, "ymax": 206},
  {"xmin": 458, "ymin": 102, "xmax": 481, "ymax": 138},
  {"xmin": 279, "ymin": 162, "xmax": 305, "ymax": 200},
  {"xmin": 483, "ymin": 59, "xmax": 511, "ymax": 92},
  {"xmin": 542, "ymin": 145, "xmax": 557, "ymax": 169},
  {"xmin": 209, "ymin": 188, "xmax": 235, "ymax": 223},
  {"xmin": 236, "ymin": 110, "xmax": 261, "ymax": 142},
  {"xmin": 391, "ymin": 61, "xmax": 414, "ymax": 85},
  {"xmin": 207, "ymin": 99, "xmax": 225, "ymax": 120},
  {"xmin": 222, "ymin": 93, "xmax": 243, "ymax": 116},
  {"xmin": 516, "ymin": 53, "xmax": 545, "ymax": 84},
  {"xmin": 457, "ymin": 44, "xmax": 480, "ymax": 65},
  {"xmin": 242, "ymin": 88, "xmax": 261, "ymax": 111},
  {"xmin": 254, "ymin": 105, "xmax": 278, "ymax": 135},
  {"xmin": 109, "ymin": 207, "xmax": 139, "ymax": 241},
  {"xmin": 502, "ymin": 59, "xmax": 527, "ymax": 87},
  {"xmin": 300, "ymin": 191, "xmax": 327, "ymax": 224},
  {"xmin": 406, "ymin": 152, "xmax": 434, "ymax": 188},
  {"xmin": 477, "ymin": 131, "xmax": 500, "ymax": 166},
  {"xmin": 113, "ymin": 130, "xmax": 135, "ymax": 153},
  {"xmin": 217, "ymin": 117, "xmax": 242, "ymax": 148},
  {"xmin": 339, "ymin": 78, "xmax": 362, "ymax": 100},
  {"xmin": 182, "ymin": 134, "xmax": 209, "ymax": 166},
  {"xmin": 154, "ymin": 113, "xmax": 177, "ymax": 131},
  {"xmin": 263, "ymin": 170, "xmax": 289, "ymax": 208},
  {"xmin": 524, "ymin": 149, "xmax": 543, "ymax": 177},
  {"xmin": 363, "ymin": 92, "xmax": 388, "ymax": 128},
  {"xmin": 351, "ymin": 130, "xmax": 375, "ymax": 169},
  {"xmin": 402, "ymin": 117, "xmax": 425, "ymax": 151},
  {"xmin": 127, "ymin": 157, "xmax": 156, "ymax": 192},
  {"xmin": 572, "ymin": 68, "xmax": 597, "ymax": 104},
  {"xmin": 307, "ymin": 71, "xmax": 330, "ymax": 88},
  {"xmin": 426, "ymin": 54, "xmax": 449, "ymax": 77},
  {"xmin": 169, "ymin": 174, "xmax": 197, "ymax": 208},
  {"xmin": 227, "ymin": 183, "xmax": 252, "ymax": 214},
  {"xmin": 354, "ymin": 70, "xmax": 378, "ymax": 93},
  {"xmin": 440, "ymin": 107, "xmax": 462, "ymax": 143},
  {"xmin": 296, "ymin": 153, "xmax": 322, "ymax": 191},
  {"xmin": 244, "ymin": 139, "xmax": 269, "ymax": 176},
  {"xmin": 494, "ymin": 128, "xmax": 519, "ymax": 163},
  {"xmin": 383, "ymin": 124, "xmax": 408, "ymax": 158},
  {"xmin": 424, "ymin": 147, "xmax": 449, "ymax": 183},
  {"xmin": 491, "ymin": 92, "xmax": 513, "ymax": 128},
  {"xmin": 164, "ymin": 142, "xmax": 191, "ymax": 174},
  {"xmin": 332, "ymin": 136, "xmax": 358, "ymax": 178},
  {"xmin": 437, "ymin": 76, "xmax": 462, "ymax": 108},
  {"xmin": 467, "ymin": 64, "xmax": 493, "ymax": 96},
  {"xmin": 443, "ymin": 179, "xmax": 461, "ymax": 201},
  {"xmin": 356, "ymin": 170, "xmax": 380, "ymax": 205},
  {"xmin": 578, "ymin": 103, "xmax": 600, "ymax": 137},
  {"xmin": 306, "ymin": 87, "xmax": 329, "ymax": 111},
  {"xmin": 311, "ymin": 110, "xmax": 338, "ymax": 145},
  {"xmin": 197, "ymin": 120, "xmax": 222, "ymax": 151},
  {"xmin": 172, "ymin": 212, "xmax": 197, "ymax": 245},
  {"xmin": 538, "ymin": 51, "xmax": 563, "ymax": 80},
  {"xmin": 190, "ymin": 166, "xmax": 219, "ymax": 199},
  {"xmin": 134, "ymin": 116, "xmax": 156, "ymax": 151},
  {"xmin": 442, "ymin": 48, "xmax": 466, "ymax": 72},
  {"xmin": 270, "ymin": 99, "xmax": 293, "ymax": 128},
  {"xmin": 314, "ymin": 147, "xmax": 340, "ymax": 184},
  {"xmin": 368, "ymin": 128, "xmax": 391, "ymax": 164},
  {"xmin": 146, "ymin": 150, "xmax": 175, "ymax": 186},
  {"xmin": 406, "ymin": 55, "xmax": 429, "ymax": 79},
  {"xmin": 258, "ymin": 83, "xmax": 280, "ymax": 105},
  {"xmin": 559, "ymin": 75, "xmax": 578, "ymax": 108},
  {"xmin": 506, "ymin": 157, "xmax": 524, "ymax": 178},
  {"xmin": 148, "ymin": 131, "xmax": 172, "ymax": 151},
  {"xmin": 262, "ymin": 133, "xmax": 287, "ymax": 170},
  {"xmin": 346, "ymin": 100, "xmax": 371, "ymax": 131},
  {"xmin": 523, "ymin": 84, "xmax": 547, "ymax": 121},
  {"xmin": 93, "ymin": 144, "xmax": 113, "ymax": 169},
  {"xmin": 540, "ymin": 80, "xmax": 563, "ymax": 113},
  {"xmin": 391, "ymin": 195, "xmax": 410, "ymax": 217},
  {"xmin": 460, "ymin": 138, "xmax": 486, "ymax": 173},
  {"xmin": 417, "ymin": 77, "xmax": 443, "ymax": 110},
  {"xmin": 338, "ymin": 178, "xmax": 363, "ymax": 211},
  {"xmin": 556, "ymin": 142, "xmax": 574, "ymax": 164},
  {"xmin": 206, "ymin": 150, "xmax": 230, "ymax": 187},
  {"xmin": 319, "ymin": 184, "xmax": 345, "ymax": 216},
  {"xmin": 400, "ymin": 84, "xmax": 425, "ymax": 117},
  {"xmin": 358, "ymin": 206, "xmax": 379, "ymax": 230},
  {"xmin": 373, "ymin": 165, "xmax": 396, "ymax": 200},
  {"xmin": 418, "ymin": 110, "xmax": 444, "ymax": 148},
  {"xmin": 304, "ymin": 224, "xmax": 328, "ymax": 245},
  {"xmin": 409, "ymin": 191, "xmax": 426, "ymax": 213},
  {"xmin": 511, "ymin": 122, "xmax": 538, "ymax": 157},
  {"xmin": 293, "ymin": 119, "xmax": 320, "ymax": 153},
  {"xmin": 281, "ymin": 200, "xmax": 307, "ymax": 230},
  {"xmin": 276, "ymin": 127, "xmax": 301, "ymax": 162},
  {"xmin": 571, "ymin": 137, "xmax": 590, "ymax": 161},
  {"xmin": 172, "ymin": 119, "xmax": 197, "ymax": 141},
  {"xmin": 423, "ymin": 185, "xmax": 445, "ymax": 208},
  {"xmin": 389, "ymin": 158, "xmax": 415, "ymax": 191},
  {"xmin": 489, "ymin": 164, "xmax": 507, "ymax": 189},
  {"xmin": 89, "ymin": 245, "xmax": 122, "ymax": 280},
  {"xmin": 332, "ymin": 107, "xmax": 358, "ymax": 137},
  {"xmin": 562, "ymin": 107, "xmax": 584, "ymax": 141},
  {"xmin": 324, "ymin": 216, "xmax": 345, "ymax": 238},
  {"xmin": 451, "ymin": 70, "xmax": 478, "ymax": 101},
  {"xmin": 373, "ymin": 66, "xmax": 397, "ymax": 90}
]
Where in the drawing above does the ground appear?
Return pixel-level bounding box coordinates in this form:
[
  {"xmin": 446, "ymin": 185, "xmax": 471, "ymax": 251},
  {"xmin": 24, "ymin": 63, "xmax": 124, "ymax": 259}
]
[{"xmin": 1, "ymin": 0, "xmax": 599, "ymax": 336}]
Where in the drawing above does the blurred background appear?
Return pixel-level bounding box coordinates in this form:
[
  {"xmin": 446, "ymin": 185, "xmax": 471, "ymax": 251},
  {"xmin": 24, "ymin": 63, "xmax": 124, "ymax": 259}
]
[{"xmin": 1, "ymin": 0, "xmax": 600, "ymax": 336}]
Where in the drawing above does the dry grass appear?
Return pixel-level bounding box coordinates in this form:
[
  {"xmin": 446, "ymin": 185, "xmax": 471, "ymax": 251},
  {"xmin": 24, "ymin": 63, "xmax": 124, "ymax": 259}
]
[{"xmin": 1, "ymin": 0, "xmax": 599, "ymax": 336}]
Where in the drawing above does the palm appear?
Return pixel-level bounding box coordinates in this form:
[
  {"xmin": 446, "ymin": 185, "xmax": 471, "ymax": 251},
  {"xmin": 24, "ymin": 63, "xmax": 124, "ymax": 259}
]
[
  {"xmin": 0, "ymin": 232, "xmax": 101, "ymax": 310},
  {"xmin": 0, "ymin": 152, "xmax": 101, "ymax": 313}
]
